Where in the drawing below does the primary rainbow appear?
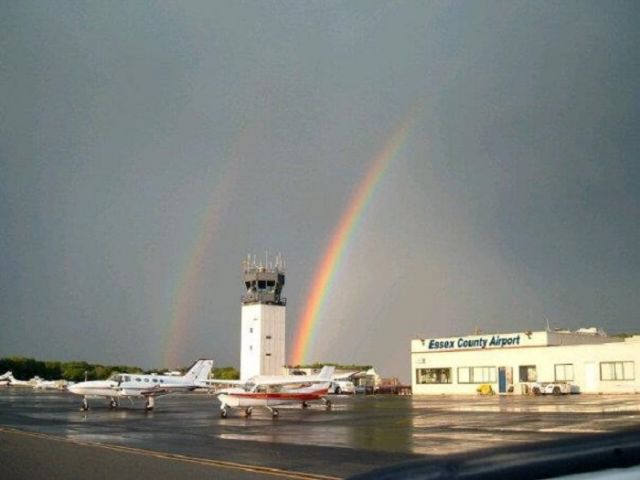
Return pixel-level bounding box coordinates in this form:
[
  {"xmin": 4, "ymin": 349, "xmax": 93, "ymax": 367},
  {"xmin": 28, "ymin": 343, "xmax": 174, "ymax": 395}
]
[{"xmin": 290, "ymin": 112, "xmax": 418, "ymax": 365}]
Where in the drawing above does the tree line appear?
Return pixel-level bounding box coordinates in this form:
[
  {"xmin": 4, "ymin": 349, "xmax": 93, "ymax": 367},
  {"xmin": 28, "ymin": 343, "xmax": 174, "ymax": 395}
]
[{"xmin": 0, "ymin": 357, "xmax": 239, "ymax": 382}]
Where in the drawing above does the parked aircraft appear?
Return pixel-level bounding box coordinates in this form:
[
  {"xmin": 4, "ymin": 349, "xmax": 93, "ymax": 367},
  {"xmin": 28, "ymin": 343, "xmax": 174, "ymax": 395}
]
[
  {"xmin": 0, "ymin": 372, "xmax": 32, "ymax": 387},
  {"xmin": 0, "ymin": 371, "xmax": 72, "ymax": 389},
  {"xmin": 68, "ymin": 359, "xmax": 213, "ymax": 411},
  {"xmin": 209, "ymin": 366, "xmax": 335, "ymax": 418},
  {"xmin": 32, "ymin": 377, "xmax": 72, "ymax": 390}
]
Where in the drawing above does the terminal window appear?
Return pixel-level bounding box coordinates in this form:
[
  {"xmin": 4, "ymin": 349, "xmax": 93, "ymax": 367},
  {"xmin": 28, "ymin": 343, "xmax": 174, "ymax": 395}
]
[
  {"xmin": 519, "ymin": 365, "xmax": 537, "ymax": 382},
  {"xmin": 554, "ymin": 364, "xmax": 574, "ymax": 382},
  {"xmin": 457, "ymin": 366, "xmax": 496, "ymax": 383},
  {"xmin": 416, "ymin": 368, "xmax": 451, "ymax": 384},
  {"xmin": 600, "ymin": 361, "xmax": 635, "ymax": 381}
]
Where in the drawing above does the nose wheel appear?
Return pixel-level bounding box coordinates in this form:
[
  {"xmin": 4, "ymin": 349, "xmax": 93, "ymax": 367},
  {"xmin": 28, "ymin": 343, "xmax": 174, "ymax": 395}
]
[
  {"xmin": 220, "ymin": 408, "xmax": 228, "ymax": 418},
  {"xmin": 80, "ymin": 397, "xmax": 89, "ymax": 412}
]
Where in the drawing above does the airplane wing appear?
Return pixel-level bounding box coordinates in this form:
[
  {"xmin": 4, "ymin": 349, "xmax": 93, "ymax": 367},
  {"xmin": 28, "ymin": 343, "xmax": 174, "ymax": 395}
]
[
  {"xmin": 251, "ymin": 366, "xmax": 336, "ymax": 387},
  {"xmin": 137, "ymin": 384, "xmax": 198, "ymax": 397},
  {"xmin": 201, "ymin": 379, "xmax": 246, "ymax": 386},
  {"xmin": 203, "ymin": 366, "xmax": 336, "ymax": 388}
]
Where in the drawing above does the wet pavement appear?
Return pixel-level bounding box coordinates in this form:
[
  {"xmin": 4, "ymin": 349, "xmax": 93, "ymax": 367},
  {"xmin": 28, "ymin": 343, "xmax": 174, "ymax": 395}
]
[{"xmin": 1, "ymin": 388, "xmax": 639, "ymax": 478}]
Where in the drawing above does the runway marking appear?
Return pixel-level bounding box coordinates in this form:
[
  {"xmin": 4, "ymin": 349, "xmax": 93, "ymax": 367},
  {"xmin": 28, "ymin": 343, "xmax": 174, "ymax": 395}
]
[{"xmin": 0, "ymin": 427, "xmax": 341, "ymax": 480}]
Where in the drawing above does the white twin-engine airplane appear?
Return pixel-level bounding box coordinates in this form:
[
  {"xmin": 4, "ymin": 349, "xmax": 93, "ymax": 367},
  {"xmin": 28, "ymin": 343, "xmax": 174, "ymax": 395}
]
[
  {"xmin": 68, "ymin": 359, "xmax": 213, "ymax": 411},
  {"xmin": 210, "ymin": 366, "xmax": 335, "ymax": 418}
]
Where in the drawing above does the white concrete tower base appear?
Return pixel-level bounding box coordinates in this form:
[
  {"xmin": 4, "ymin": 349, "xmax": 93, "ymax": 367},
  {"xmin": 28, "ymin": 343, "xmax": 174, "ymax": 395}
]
[{"xmin": 240, "ymin": 303, "xmax": 286, "ymax": 380}]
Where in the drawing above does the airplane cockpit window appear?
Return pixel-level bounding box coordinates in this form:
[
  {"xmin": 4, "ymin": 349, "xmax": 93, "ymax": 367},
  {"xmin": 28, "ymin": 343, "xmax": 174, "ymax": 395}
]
[
  {"xmin": 109, "ymin": 374, "xmax": 122, "ymax": 383},
  {"xmin": 246, "ymin": 383, "xmax": 256, "ymax": 392}
]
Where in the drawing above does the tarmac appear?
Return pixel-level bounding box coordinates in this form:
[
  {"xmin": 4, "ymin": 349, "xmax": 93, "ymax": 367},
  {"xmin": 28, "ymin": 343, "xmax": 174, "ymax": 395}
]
[{"xmin": 1, "ymin": 388, "xmax": 640, "ymax": 479}]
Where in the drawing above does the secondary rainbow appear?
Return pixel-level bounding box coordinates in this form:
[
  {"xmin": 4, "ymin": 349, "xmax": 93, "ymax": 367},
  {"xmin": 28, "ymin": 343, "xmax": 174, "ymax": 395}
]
[
  {"xmin": 163, "ymin": 166, "xmax": 237, "ymax": 368},
  {"xmin": 163, "ymin": 119, "xmax": 264, "ymax": 368},
  {"xmin": 290, "ymin": 113, "xmax": 418, "ymax": 365}
]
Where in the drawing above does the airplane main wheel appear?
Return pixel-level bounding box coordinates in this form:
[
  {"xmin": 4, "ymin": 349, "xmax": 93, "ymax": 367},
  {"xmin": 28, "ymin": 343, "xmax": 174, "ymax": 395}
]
[
  {"xmin": 220, "ymin": 409, "xmax": 228, "ymax": 418},
  {"xmin": 109, "ymin": 399, "xmax": 118, "ymax": 409},
  {"xmin": 334, "ymin": 387, "xmax": 341, "ymax": 395},
  {"xmin": 245, "ymin": 407, "xmax": 253, "ymax": 417},
  {"xmin": 80, "ymin": 398, "xmax": 89, "ymax": 412},
  {"xmin": 272, "ymin": 409, "xmax": 279, "ymax": 418},
  {"xmin": 325, "ymin": 399, "xmax": 332, "ymax": 410},
  {"xmin": 302, "ymin": 401, "xmax": 309, "ymax": 409}
]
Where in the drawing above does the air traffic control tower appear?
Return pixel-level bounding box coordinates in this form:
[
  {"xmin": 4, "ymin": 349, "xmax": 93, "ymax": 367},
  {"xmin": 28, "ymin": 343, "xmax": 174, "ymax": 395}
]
[{"xmin": 240, "ymin": 254, "xmax": 286, "ymax": 380}]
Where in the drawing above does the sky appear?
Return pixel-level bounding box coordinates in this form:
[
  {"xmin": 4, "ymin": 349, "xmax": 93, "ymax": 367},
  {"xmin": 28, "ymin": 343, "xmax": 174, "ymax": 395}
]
[{"xmin": 1, "ymin": 1, "xmax": 639, "ymax": 381}]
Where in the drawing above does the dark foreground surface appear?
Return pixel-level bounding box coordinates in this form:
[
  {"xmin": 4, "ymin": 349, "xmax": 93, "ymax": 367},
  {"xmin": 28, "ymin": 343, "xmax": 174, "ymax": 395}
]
[{"xmin": 1, "ymin": 389, "xmax": 639, "ymax": 479}]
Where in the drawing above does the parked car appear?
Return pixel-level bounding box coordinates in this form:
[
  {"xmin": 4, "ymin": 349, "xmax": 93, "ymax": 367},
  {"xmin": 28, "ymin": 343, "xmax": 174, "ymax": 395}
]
[
  {"xmin": 355, "ymin": 385, "xmax": 375, "ymax": 395},
  {"xmin": 329, "ymin": 380, "xmax": 355, "ymax": 395},
  {"xmin": 530, "ymin": 382, "xmax": 573, "ymax": 395}
]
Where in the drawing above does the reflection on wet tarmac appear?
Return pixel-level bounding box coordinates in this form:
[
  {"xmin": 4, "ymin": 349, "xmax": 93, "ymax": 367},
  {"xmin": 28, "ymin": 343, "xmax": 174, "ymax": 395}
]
[{"xmin": 1, "ymin": 388, "xmax": 639, "ymax": 466}]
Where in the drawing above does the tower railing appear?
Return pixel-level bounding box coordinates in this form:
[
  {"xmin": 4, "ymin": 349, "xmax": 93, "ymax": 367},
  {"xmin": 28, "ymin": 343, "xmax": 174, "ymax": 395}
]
[{"xmin": 241, "ymin": 292, "xmax": 287, "ymax": 306}]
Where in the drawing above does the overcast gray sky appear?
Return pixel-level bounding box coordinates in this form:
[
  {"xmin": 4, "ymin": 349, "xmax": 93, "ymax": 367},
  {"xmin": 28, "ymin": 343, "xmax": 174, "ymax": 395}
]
[{"xmin": 1, "ymin": 1, "xmax": 638, "ymax": 380}]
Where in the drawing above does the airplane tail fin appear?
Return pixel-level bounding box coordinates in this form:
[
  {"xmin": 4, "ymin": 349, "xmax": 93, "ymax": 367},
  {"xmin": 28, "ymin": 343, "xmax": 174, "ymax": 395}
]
[
  {"xmin": 183, "ymin": 359, "xmax": 214, "ymax": 383},
  {"xmin": 318, "ymin": 366, "xmax": 335, "ymax": 381}
]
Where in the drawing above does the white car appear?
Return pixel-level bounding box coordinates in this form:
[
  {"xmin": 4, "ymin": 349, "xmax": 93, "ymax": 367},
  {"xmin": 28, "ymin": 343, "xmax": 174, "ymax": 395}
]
[
  {"xmin": 531, "ymin": 382, "xmax": 573, "ymax": 395},
  {"xmin": 329, "ymin": 380, "xmax": 355, "ymax": 395}
]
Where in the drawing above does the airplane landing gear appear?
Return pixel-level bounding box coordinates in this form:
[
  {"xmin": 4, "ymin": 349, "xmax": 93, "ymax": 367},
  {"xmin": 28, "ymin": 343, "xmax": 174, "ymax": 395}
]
[
  {"xmin": 265, "ymin": 406, "xmax": 279, "ymax": 418},
  {"xmin": 324, "ymin": 399, "xmax": 332, "ymax": 410},
  {"xmin": 80, "ymin": 397, "xmax": 89, "ymax": 412},
  {"xmin": 245, "ymin": 407, "xmax": 253, "ymax": 417},
  {"xmin": 109, "ymin": 398, "xmax": 119, "ymax": 409},
  {"xmin": 220, "ymin": 408, "xmax": 228, "ymax": 418},
  {"xmin": 302, "ymin": 401, "xmax": 309, "ymax": 409},
  {"xmin": 145, "ymin": 397, "xmax": 155, "ymax": 411}
]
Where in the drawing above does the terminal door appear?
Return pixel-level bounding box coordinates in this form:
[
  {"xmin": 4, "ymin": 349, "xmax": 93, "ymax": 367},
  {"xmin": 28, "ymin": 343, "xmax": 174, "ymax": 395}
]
[{"xmin": 498, "ymin": 367, "xmax": 512, "ymax": 393}]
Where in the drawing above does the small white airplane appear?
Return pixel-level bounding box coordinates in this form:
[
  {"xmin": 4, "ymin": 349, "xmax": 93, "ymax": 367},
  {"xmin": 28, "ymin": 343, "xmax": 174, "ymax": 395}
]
[
  {"xmin": 0, "ymin": 372, "xmax": 32, "ymax": 387},
  {"xmin": 0, "ymin": 371, "xmax": 11, "ymax": 386},
  {"xmin": 31, "ymin": 376, "xmax": 71, "ymax": 390},
  {"xmin": 68, "ymin": 359, "xmax": 213, "ymax": 411},
  {"xmin": 209, "ymin": 366, "xmax": 335, "ymax": 418}
]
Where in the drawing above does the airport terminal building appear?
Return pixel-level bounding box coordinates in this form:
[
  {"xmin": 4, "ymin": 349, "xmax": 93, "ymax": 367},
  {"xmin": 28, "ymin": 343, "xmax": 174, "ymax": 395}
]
[{"xmin": 411, "ymin": 329, "xmax": 640, "ymax": 395}]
